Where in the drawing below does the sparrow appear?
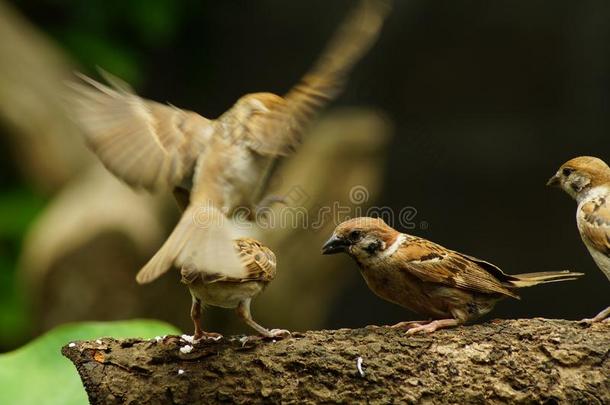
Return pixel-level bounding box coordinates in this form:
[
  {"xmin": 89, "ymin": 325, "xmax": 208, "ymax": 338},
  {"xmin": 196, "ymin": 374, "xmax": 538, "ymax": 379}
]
[
  {"xmin": 322, "ymin": 217, "xmax": 583, "ymax": 333},
  {"xmin": 181, "ymin": 237, "xmax": 288, "ymax": 339},
  {"xmin": 547, "ymin": 156, "xmax": 610, "ymax": 323},
  {"xmin": 66, "ymin": 0, "xmax": 391, "ymax": 287}
]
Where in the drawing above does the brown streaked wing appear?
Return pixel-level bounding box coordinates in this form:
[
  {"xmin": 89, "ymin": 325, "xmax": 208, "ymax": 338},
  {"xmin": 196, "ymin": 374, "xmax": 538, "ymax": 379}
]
[
  {"xmin": 67, "ymin": 71, "xmax": 213, "ymax": 192},
  {"xmin": 246, "ymin": 0, "xmax": 391, "ymax": 156},
  {"xmin": 395, "ymin": 239, "xmax": 519, "ymax": 299},
  {"xmin": 232, "ymin": 238, "xmax": 277, "ymax": 283},
  {"xmin": 579, "ymin": 197, "xmax": 610, "ymax": 256}
]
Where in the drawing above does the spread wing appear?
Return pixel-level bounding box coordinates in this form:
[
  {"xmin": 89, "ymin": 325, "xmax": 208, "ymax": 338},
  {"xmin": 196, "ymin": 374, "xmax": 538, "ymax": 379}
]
[
  {"xmin": 395, "ymin": 238, "xmax": 519, "ymax": 299},
  {"xmin": 247, "ymin": 0, "xmax": 391, "ymax": 156},
  {"xmin": 578, "ymin": 196, "xmax": 610, "ymax": 256},
  {"xmin": 67, "ymin": 71, "xmax": 214, "ymax": 191}
]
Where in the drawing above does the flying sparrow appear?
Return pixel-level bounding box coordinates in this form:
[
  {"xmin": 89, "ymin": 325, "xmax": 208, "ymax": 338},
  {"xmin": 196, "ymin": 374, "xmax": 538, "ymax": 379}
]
[
  {"xmin": 181, "ymin": 237, "xmax": 288, "ymax": 339},
  {"xmin": 547, "ymin": 156, "xmax": 610, "ymax": 323},
  {"xmin": 322, "ymin": 217, "xmax": 583, "ymax": 333},
  {"xmin": 66, "ymin": 0, "xmax": 391, "ymax": 285}
]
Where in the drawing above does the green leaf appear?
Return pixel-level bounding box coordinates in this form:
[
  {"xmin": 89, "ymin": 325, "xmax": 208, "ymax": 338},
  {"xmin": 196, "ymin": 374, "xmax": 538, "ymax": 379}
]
[{"xmin": 0, "ymin": 319, "xmax": 180, "ymax": 405}]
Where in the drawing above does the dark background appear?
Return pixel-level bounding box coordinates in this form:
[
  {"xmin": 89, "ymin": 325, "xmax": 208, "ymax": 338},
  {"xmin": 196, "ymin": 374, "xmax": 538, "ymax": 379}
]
[{"xmin": 2, "ymin": 0, "xmax": 609, "ymax": 343}]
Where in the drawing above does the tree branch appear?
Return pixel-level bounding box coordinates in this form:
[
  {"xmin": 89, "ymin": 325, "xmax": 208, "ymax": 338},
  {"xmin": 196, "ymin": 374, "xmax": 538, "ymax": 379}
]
[{"xmin": 62, "ymin": 319, "xmax": 609, "ymax": 404}]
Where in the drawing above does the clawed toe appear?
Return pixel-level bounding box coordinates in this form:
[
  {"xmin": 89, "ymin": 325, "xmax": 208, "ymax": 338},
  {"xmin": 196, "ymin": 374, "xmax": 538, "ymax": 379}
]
[
  {"xmin": 194, "ymin": 332, "xmax": 223, "ymax": 341},
  {"xmin": 265, "ymin": 328, "xmax": 291, "ymax": 339},
  {"xmin": 390, "ymin": 320, "xmax": 427, "ymax": 329},
  {"xmin": 404, "ymin": 319, "xmax": 460, "ymax": 334},
  {"xmin": 406, "ymin": 323, "xmax": 438, "ymax": 334},
  {"xmin": 579, "ymin": 307, "xmax": 610, "ymax": 325}
]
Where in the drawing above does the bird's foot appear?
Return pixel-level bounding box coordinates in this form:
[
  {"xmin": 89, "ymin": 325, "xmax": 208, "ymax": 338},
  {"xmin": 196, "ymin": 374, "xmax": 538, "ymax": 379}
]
[
  {"xmin": 405, "ymin": 319, "xmax": 460, "ymax": 335},
  {"xmin": 262, "ymin": 328, "xmax": 291, "ymax": 340},
  {"xmin": 193, "ymin": 331, "xmax": 223, "ymax": 342},
  {"xmin": 579, "ymin": 306, "xmax": 610, "ymax": 325},
  {"xmin": 390, "ymin": 320, "xmax": 429, "ymax": 329}
]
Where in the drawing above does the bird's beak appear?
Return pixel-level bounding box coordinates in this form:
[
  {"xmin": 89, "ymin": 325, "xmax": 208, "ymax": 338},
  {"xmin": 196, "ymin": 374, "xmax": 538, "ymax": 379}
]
[
  {"xmin": 321, "ymin": 235, "xmax": 348, "ymax": 255},
  {"xmin": 546, "ymin": 174, "xmax": 560, "ymax": 187}
]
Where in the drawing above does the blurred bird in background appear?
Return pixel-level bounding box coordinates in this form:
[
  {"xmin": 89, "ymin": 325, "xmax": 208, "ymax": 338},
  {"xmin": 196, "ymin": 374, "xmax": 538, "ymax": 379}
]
[
  {"xmin": 65, "ymin": 0, "xmax": 391, "ymax": 335},
  {"xmin": 0, "ymin": 0, "xmax": 391, "ymax": 348},
  {"xmin": 547, "ymin": 156, "xmax": 610, "ymax": 323},
  {"xmin": 322, "ymin": 217, "xmax": 583, "ymax": 333}
]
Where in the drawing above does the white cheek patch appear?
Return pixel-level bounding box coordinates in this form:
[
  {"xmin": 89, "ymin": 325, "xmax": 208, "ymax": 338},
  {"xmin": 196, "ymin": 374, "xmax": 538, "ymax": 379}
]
[{"xmin": 377, "ymin": 234, "xmax": 406, "ymax": 258}]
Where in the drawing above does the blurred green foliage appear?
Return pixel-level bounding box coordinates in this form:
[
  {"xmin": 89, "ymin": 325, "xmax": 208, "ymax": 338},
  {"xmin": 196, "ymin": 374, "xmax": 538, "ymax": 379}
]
[
  {"xmin": 1, "ymin": 0, "xmax": 192, "ymax": 351},
  {"xmin": 0, "ymin": 320, "xmax": 179, "ymax": 405},
  {"xmin": 19, "ymin": 0, "xmax": 189, "ymax": 84},
  {"xmin": 0, "ymin": 188, "xmax": 47, "ymax": 350}
]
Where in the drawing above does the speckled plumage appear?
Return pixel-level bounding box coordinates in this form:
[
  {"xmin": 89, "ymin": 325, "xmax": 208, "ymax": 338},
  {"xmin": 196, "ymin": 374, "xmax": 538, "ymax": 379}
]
[
  {"xmin": 548, "ymin": 156, "xmax": 610, "ymax": 322},
  {"xmin": 323, "ymin": 217, "xmax": 582, "ymax": 333},
  {"xmin": 180, "ymin": 238, "xmax": 286, "ymax": 338}
]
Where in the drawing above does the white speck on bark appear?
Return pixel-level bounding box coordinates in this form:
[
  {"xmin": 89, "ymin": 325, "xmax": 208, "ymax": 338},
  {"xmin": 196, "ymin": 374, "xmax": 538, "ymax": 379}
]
[
  {"xmin": 181, "ymin": 334, "xmax": 195, "ymax": 343},
  {"xmin": 357, "ymin": 356, "xmax": 365, "ymax": 377},
  {"xmin": 180, "ymin": 345, "xmax": 193, "ymax": 354}
]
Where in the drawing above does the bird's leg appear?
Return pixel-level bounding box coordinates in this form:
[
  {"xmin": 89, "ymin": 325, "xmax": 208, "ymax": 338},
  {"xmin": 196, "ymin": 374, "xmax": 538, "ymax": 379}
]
[
  {"xmin": 190, "ymin": 298, "xmax": 204, "ymax": 339},
  {"xmin": 236, "ymin": 299, "xmax": 290, "ymax": 339},
  {"xmin": 580, "ymin": 306, "xmax": 610, "ymax": 324},
  {"xmin": 405, "ymin": 318, "xmax": 461, "ymax": 334},
  {"xmin": 190, "ymin": 297, "xmax": 222, "ymax": 340}
]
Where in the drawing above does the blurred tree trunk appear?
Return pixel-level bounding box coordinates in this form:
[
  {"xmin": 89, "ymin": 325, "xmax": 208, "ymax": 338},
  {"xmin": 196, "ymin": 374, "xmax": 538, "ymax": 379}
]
[{"xmin": 62, "ymin": 319, "xmax": 609, "ymax": 404}]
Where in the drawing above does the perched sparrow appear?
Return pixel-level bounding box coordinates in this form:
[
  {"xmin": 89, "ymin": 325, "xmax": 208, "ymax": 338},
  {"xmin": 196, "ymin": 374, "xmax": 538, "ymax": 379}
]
[
  {"xmin": 322, "ymin": 217, "xmax": 583, "ymax": 333},
  {"xmin": 181, "ymin": 237, "xmax": 287, "ymax": 339},
  {"xmin": 547, "ymin": 156, "xmax": 610, "ymax": 323},
  {"xmin": 67, "ymin": 0, "xmax": 391, "ymax": 285}
]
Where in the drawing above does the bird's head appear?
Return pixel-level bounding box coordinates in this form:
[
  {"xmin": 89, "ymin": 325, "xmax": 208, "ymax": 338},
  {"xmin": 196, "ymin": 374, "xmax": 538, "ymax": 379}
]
[
  {"xmin": 322, "ymin": 217, "xmax": 400, "ymax": 261},
  {"xmin": 547, "ymin": 156, "xmax": 610, "ymax": 200}
]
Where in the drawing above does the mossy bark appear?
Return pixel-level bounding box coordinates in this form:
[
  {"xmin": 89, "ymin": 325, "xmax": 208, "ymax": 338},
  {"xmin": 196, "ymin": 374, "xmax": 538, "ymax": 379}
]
[{"xmin": 62, "ymin": 319, "xmax": 609, "ymax": 404}]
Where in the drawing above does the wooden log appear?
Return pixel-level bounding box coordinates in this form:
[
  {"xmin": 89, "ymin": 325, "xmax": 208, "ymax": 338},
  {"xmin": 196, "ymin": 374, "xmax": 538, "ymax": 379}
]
[{"xmin": 62, "ymin": 319, "xmax": 609, "ymax": 404}]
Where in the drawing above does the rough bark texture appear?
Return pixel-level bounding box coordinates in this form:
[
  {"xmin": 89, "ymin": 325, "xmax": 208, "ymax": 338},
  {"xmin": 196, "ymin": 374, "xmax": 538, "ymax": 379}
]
[{"xmin": 62, "ymin": 319, "xmax": 609, "ymax": 404}]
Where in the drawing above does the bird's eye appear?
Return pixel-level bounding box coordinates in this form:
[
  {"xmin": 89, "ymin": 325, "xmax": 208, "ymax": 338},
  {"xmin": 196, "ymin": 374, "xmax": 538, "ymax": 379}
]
[
  {"xmin": 349, "ymin": 230, "xmax": 362, "ymax": 240},
  {"xmin": 562, "ymin": 167, "xmax": 574, "ymax": 176}
]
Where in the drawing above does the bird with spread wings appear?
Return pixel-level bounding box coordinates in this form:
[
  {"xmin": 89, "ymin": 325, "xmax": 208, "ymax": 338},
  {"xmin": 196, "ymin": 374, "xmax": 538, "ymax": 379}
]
[{"xmin": 67, "ymin": 0, "xmax": 391, "ymax": 337}]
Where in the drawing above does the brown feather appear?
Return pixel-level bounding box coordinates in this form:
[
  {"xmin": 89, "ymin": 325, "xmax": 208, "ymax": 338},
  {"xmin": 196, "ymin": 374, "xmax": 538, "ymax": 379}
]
[
  {"xmin": 579, "ymin": 196, "xmax": 610, "ymax": 256},
  {"xmin": 67, "ymin": 71, "xmax": 214, "ymax": 191},
  {"xmin": 245, "ymin": 0, "xmax": 391, "ymax": 156},
  {"xmin": 394, "ymin": 238, "xmax": 520, "ymax": 299}
]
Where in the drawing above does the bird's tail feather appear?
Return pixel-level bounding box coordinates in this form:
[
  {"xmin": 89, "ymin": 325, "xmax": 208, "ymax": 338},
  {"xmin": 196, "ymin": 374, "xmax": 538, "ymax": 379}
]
[
  {"xmin": 136, "ymin": 203, "xmax": 245, "ymax": 284},
  {"xmin": 507, "ymin": 270, "xmax": 584, "ymax": 288}
]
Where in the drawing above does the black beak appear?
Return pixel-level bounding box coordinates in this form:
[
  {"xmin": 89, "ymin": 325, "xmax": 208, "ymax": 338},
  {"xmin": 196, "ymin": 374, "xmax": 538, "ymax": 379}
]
[
  {"xmin": 321, "ymin": 235, "xmax": 349, "ymax": 255},
  {"xmin": 546, "ymin": 174, "xmax": 560, "ymax": 187}
]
